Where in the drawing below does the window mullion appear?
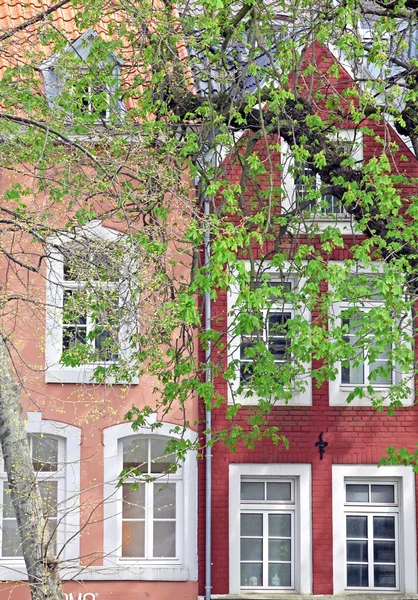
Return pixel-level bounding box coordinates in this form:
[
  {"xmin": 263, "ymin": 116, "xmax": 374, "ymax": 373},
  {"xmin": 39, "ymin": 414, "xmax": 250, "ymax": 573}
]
[
  {"xmin": 368, "ymin": 513, "xmax": 374, "ymax": 588},
  {"xmin": 263, "ymin": 511, "xmax": 268, "ymax": 587},
  {"xmin": 146, "ymin": 481, "xmax": 153, "ymax": 559}
]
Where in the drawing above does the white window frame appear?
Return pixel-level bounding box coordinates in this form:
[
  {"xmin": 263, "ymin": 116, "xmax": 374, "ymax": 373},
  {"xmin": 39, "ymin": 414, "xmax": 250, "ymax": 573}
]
[
  {"xmin": 329, "ymin": 264, "xmax": 414, "ymax": 406},
  {"xmin": 45, "ymin": 220, "xmax": 138, "ymax": 384},
  {"xmin": 229, "ymin": 463, "xmax": 312, "ymax": 594},
  {"xmin": 0, "ymin": 412, "xmax": 81, "ymax": 580},
  {"xmin": 102, "ymin": 418, "xmax": 197, "ymax": 581},
  {"xmin": 332, "ymin": 465, "xmax": 417, "ymax": 594},
  {"xmin": 40, "ymin": 29, "xmax": 124, "ymax": 121},
  {"xmin": 281, "ymin": 130, "xmax": 363, "ymax": 233},
  {"xmin": 120, "ymin": 437, "xmax": 182, "ymax": 560},
  {"xmin": 228, "ymin": 262, "xmax": 312, "ymax": 406}
]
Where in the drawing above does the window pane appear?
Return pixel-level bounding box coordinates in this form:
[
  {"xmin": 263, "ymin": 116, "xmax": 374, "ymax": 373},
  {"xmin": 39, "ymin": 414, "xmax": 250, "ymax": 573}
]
[
  {"xmin": 94, "ymin": 328, "xmax": 119, "ymax": 362},
  {"xmin": 347, "ymin": 540, "xmax": 368, "ymax": 562},
  {"xmin": 241, "ymin": 538, "xmax": 262, "ymax": 561},
  {"xmin": 369, "ymin": 362, "xmax": 392, "ymax": 385},
  {"xmin": 241, "ymin": 514, "xmax": 263, "ymax": 537},
  {"xmin": 267, "ymin": 482, "xmax": 291, "ymax": 501},
  {"xmin": 2, "ymin": 520, "xmax": 22, "ymax": 557},
  {"xmin": 2, "ymin": 484, "xmax": 15, "ymax": 519},
  {"xmin": 38, "ymin": 480, "xmax": 58, "ymax": 516},
  {"xmin": 323, "ymin": 194, "xmax": 343, "ymax": 214},
  {"xmin": 240, "ymin": 563, "xmax": 262, "ymax": 587},
  {"xmin": 32, "ymin": 436, "xmax": 58, "ymax": 472},
  {"xmin": 63, "ymin": 290, "xmax": 87, "ymax": 325},
  {"xmin": 240, "ymin": 361, "xmax": 254, "ymax": 383},
  {"xmin": 153, "ymin": 521, "xmax": 176, "ymax": 557},
  {"xmin": 346, "ymin": 484, "xmax": 369, "ymax": 503},
  {"xmin": 122, "ymin": 484, "xmax": 145, "ymax": 519},
  {"xmin": 240, "ymin": 337, "xmax": 258, "ymax": 360},
  {"xmin": 341, "ymin": 360, "xmax": 364, "ymax": 384},
  {"xmin": 269, "ymin": 539, "xmax": 291, "ymax": 561},
  {"xmin": 122, "ymin": 521, "xmax": 144, "ymax": 557},
  {"xmin": 122, "ymin": 438, "xmax": 148, "ymax": 472},
  {"xmin": 241, "ymin": 482, "xmax": 264, "ymax": 501},
  {"xmin": 46, "ymin": 518, "xmax": 57, "ymax": 554},
  {"xmin": 268, "ymin": 563, "xmax": 291, "ymax": 587},
  {"xmin": 347, "ymin": 516, "xmax": 367, "ymax": 538},
  {"xmin": 268, "ymin": 313, "xmax": 291, "ymax": 362},
  {"xmin": 269, "ymin": 514, "xmax": 291, "ymax": 537},
  {"xmin": 347, "ymin": 564, "xmax": 368, "ymax": 587},
  {"xmin": 374, "ymin": 541, "xmax": 395, "ymax": 563},
  {"xmin": 150, "ymin": 439, "xmax": 176, "ymax": 474},
  {"xmin": 153, "ymin": 483, "xmax": 176, "ymax": 519},
  {"xmin": 373, "ymin": 516, "xmax": 395, "ymax": 539},
  {"xmin": 374, "ymin": 564, "xmax": 396, "ymax": 587},
  {"xmin": 371, "ymin": 485, "xmax": 394, "ymax": 504},
  {"xmin": 62, "ymin": 326, "xmax": 87, "ymax": 351}
]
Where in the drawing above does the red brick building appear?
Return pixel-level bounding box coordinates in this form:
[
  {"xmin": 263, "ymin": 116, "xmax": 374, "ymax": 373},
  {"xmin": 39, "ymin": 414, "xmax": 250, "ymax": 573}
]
[{"xmin": 198, "ymin": 43, "xmax": 418, "ymax": 598}]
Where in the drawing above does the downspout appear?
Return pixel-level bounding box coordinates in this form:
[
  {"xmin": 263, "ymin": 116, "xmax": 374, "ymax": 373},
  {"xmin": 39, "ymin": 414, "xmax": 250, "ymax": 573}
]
[{"xmin": 204, "ymin": 189, "xmax": 212, "ymax": 600}]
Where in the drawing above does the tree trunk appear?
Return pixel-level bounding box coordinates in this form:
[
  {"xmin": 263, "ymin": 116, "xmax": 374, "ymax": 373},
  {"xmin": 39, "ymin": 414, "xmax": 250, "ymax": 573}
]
[{"xmin": 0, "ymin": 336, "xmax": 63, "ymax": 599}]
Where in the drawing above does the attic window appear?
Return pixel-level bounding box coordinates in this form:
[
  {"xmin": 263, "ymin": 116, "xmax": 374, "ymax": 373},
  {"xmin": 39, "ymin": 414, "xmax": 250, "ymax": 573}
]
[{"xmin": 40, "ymin": 29, "xmax": 122, "ymax": 123}]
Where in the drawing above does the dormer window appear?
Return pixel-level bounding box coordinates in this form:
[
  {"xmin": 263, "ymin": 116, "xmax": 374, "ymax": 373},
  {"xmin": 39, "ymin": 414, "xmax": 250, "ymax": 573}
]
[{"xmin": 40, "ymin": 29, "xmax": 123, "ymax": 124}]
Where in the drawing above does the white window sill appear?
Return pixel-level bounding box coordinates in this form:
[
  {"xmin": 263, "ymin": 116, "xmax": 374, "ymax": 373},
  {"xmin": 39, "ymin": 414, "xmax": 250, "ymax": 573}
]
[
  {"xmin": 84, "ymin": 564, "xmax": 191, "ymax": 581},
  {"xmin": 45, "ymin": 367, "xmax": 138, "ymax": 385},
  {"xmin": 0, "ymin": 563, "xmax": 190, "ymax": 582},
  {"xmin": 229, "ymin": 378, "xmax": 312, "ymax": 407},
  {"xmin": 231, "ymin": 394, "xmax": 312, "ymax": 407},
  {"xmin": 330, "ymin": 384, "xmax": 414, "ymax": 406}
]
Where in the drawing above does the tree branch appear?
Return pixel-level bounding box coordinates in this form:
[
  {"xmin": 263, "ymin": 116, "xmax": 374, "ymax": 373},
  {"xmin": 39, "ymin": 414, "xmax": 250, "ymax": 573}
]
[{"xmin": 0, "ymin": 0, "xmax": 72, "ymax": 42}]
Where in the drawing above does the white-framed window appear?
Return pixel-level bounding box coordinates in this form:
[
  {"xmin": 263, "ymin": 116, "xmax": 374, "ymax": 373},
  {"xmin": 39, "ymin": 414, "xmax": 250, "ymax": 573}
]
[
  {"xmin": 328, "ymin": 268, "xmax": 414, "ymax": 406},
  {"xmin": 40, "ymin": 29, "xmax": 124, "ymax": 122},
  {"xmin": 228, "ymin": 263, "xmax": 311, "ymax": 406},
  {"xmin": 294, "ymin": 163, "xmax": 347, "ymax": 217},
  {"xmin": 229, "ymin": 463, "xmax": 312, "ymax": 594},
  {"xmin": 45, "ymin": 220, "xmax": 137, "ymax": 384},
  {"xmin": 121, "ymin": 437, "xmax": 180, "ymax": 559},
  {"xmin": 103, "ymin": 419, "xmax": 197, "ymax": 581},
  {"xmin": 332, "ymin": 465, "xmax": 417, "ymax": 594},
  {"xmin": 282, "ymin": 130, "xmax": 363, "ymax": 231},
  {"xmin": 0, "ymin": 413, "xmax": 81, "ymax": 580},
  {"xmin": 1, "ymin": 435, "xmax": 64, "ymax": 559}
]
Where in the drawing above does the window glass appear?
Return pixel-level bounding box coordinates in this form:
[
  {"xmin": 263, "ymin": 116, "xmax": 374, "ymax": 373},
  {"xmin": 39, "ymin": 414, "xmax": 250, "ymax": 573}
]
[
  {"xmin": 122, "ymin": 438, "xmax": 148, "ymax": 472},
  {"xmin": 346, "ymin": 484, "xmax": 369, "ymax": 503},
  {"xmin": 120, "ymin": 437, "xmax": 179, "ymax": 560},
  {"xmin": 345, "ymin": 483, "xmax": 398, "ymax": 590},
  {"xmin": 240, "ymin": 484, "xmax": 294, "ymax": 589},
  {"xmin": 150, "ymin": 439, "xmax": 176, "ymax": 473},
  {"xmin": 266, "ymin": 482, "xmax": 291, "ymax": 501},
  {"xmin": 1, "ymin": 438, "xmax": 60, "ymax": 558},
  {"xmin": 341, "ymin": 312, "xmax": 392, "ymax": 386},
  {"xmin": 241, "ymin": 482, "xmax": 265, "ymax": 501},
  {"xmin": 32, "ymin": 436, "xmax": 58, "ymax": 472},
  {"xmin": 371, "ymin": 485, "xmax": 394, "ymax": 504}
]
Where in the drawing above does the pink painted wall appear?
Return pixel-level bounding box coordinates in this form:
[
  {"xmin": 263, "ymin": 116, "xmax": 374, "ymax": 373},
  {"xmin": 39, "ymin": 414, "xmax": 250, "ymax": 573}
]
[{"xmin": 0, "ymin": 581, "xmax": 198, "ymax": 600}]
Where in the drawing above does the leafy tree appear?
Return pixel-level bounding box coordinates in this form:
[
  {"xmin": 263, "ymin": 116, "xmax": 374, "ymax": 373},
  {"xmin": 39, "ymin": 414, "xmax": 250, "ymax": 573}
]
[{"xmin": 1, "ymin": 0, "xmax": 418, "ymax": 596}]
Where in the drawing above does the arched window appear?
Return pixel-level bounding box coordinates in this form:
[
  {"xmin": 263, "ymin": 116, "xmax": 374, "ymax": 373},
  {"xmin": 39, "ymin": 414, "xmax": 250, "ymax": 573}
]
[
  {"xmin": 103, "ymin": 420, "xmax": 197, "ymax": 581},
  {"xmin": 0, "ymin": 414, "xmax": 81, "ymax": 579}
]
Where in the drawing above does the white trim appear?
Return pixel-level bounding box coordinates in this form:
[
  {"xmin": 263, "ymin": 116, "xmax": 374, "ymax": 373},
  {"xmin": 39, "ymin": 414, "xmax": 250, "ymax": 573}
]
[
  {"xmin": 332, "ymin": 465, "xmax": 417, "ymax": 594},
  {"xmin": 229, "ymin": 463, "xmax": 312, "ymax": 594},
  {"xmin": 103, "ymin": 419, "xmax": 198, "ymax": 581},
  {"xmin": 227, "ymin": 262, "xmax": 312, "ymax": 406},
  {"xmin": 0, "ymin": 414, "xmax": 81, "ymax": 580},
  {"xmin": 45, "ymin": 221, "xmax": 138, "ymax": 384}
]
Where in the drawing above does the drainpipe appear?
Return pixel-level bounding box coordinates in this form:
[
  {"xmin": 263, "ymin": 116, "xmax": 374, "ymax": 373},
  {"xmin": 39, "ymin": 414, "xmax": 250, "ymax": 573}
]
[{"xmin": 204, "ymin": 190, "xmax": 212, "ymax": 600}]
